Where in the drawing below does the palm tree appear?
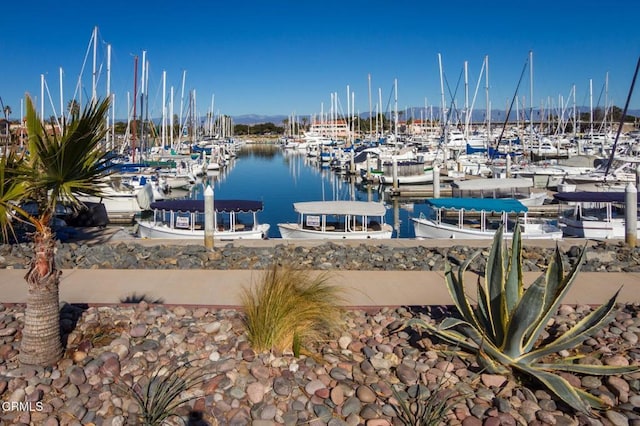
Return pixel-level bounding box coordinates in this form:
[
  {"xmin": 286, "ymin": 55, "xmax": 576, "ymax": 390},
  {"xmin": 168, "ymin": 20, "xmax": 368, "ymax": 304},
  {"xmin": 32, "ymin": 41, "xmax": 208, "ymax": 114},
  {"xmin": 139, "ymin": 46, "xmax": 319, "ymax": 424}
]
[
  {"xmin": 67, "ymin": 99, "xmax": 80, "ymax": 119},
  {"xmin": 2, "ymin": 104, "xmax": 11, "ymax": 149},
  {"xmin": 0, "ymin": 94, "xmax": 114, "ymax": 366}
]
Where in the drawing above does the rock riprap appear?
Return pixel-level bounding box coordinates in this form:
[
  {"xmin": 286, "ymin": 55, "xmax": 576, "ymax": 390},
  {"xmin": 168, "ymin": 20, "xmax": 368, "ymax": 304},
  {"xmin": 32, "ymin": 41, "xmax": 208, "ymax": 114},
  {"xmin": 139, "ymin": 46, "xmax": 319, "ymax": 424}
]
[{"xmin": 1, "ymin": 240, "xmax": 640, "ymax": 272}]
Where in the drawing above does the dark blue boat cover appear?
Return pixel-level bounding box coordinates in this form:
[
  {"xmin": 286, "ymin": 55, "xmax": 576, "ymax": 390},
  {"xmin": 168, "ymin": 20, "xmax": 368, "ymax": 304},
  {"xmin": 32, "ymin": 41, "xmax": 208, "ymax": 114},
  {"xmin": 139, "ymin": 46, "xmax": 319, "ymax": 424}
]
[
  {"xmin": 149, "ymin": 199, "xmax": 264, "ymax": 213},
  {"xmin": 553, "ymin": 192, "xmax": 639, "ymax": 204}
]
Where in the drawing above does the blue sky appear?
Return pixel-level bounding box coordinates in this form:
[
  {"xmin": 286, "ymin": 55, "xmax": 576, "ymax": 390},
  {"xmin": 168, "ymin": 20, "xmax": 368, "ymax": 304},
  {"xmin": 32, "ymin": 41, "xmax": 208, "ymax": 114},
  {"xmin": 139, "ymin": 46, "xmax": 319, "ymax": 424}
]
[{"xmin": 2, "ymin": 1, "xmax": 639, "ymax": 121}]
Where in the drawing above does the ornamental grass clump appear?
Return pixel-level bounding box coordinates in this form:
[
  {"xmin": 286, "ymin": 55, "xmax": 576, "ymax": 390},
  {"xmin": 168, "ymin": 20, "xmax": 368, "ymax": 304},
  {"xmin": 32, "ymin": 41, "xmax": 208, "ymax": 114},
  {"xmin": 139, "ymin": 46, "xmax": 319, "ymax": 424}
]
[
  {"xmin": 241, "ymin": 263, "xmax": 345, "ymax": 356},
  {"xmin": 409, "ymin": 224, "xmax": 639, "ymax": 415}
]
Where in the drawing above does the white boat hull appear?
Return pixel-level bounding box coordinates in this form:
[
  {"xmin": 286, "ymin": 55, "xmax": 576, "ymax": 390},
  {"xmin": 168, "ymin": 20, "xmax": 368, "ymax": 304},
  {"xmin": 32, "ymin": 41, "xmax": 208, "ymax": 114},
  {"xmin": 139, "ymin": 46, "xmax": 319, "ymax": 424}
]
[
  {"xmin": 412, "ymin": 218, "xmax": 563, "ymax": 240},
  {"xmin": 137, "ymin": 221, "xmax": 270, "ymax": 240},
  {"xmin": 560, "ymin": 218, "xmax": 640, "ymax": 239},
  {"xmin": 278, "ymin": 223, "xmax": 393, "ymax": 239},
  {"xmin": 379, "ymin": 172, "xmax": 434, "ymax": 185}
]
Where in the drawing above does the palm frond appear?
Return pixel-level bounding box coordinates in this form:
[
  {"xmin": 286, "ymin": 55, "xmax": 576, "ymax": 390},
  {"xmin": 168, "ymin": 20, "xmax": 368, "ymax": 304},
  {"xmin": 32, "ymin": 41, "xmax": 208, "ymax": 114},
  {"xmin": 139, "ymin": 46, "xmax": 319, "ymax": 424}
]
[{"xmin": 23, "ymin": 95, "xmax": 115, "ymax": 217}]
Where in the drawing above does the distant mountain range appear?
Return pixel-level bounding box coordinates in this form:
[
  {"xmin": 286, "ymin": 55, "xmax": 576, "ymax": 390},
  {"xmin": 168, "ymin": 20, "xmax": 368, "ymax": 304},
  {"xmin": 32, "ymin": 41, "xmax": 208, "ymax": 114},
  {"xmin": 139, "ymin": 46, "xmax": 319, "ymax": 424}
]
[{"xmin": 232, "ymin": 108, "xmax": 640, "ymax": 125}]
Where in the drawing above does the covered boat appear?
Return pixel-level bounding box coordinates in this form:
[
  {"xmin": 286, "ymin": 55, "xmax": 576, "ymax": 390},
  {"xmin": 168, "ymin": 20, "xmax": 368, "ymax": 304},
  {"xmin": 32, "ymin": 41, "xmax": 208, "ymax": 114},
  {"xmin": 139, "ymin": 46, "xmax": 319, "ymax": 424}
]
[
  {"xmin": 412, "ymin": 197, "xmax": 562, "ymax": 239},
  {"xmin": 553, "ymin": 191, "xmax": 640, "ymax": 239},
  {"xmin": 137, "ymin": 199, "xmax": 270, "ymax": 240},
  {"xmin": 277, "ymin": 200, "xmax": 393, "ymax": 239},
  {"xmin": 451, "ymin": 177, "xmax": 548, "ymax": 206}
]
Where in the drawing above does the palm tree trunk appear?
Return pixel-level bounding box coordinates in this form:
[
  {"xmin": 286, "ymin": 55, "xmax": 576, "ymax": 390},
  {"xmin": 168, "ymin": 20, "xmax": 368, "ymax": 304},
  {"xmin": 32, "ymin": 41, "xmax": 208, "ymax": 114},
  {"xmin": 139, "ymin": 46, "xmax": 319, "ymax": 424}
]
[{"xmin": 19, "ymin": 225, "xmax": 62, "ymax": 366}]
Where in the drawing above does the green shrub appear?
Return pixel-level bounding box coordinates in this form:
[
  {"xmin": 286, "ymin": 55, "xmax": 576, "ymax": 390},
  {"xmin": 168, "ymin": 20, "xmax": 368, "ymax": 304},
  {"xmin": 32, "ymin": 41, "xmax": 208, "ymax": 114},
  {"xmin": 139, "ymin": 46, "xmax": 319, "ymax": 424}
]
[
  {"xmin": 241, "ymin": 263, "xmax": 345, "ymax": 356},
  {"xmin": 409, "ymin": 224, "xmax": 639, "ymax": 415}
]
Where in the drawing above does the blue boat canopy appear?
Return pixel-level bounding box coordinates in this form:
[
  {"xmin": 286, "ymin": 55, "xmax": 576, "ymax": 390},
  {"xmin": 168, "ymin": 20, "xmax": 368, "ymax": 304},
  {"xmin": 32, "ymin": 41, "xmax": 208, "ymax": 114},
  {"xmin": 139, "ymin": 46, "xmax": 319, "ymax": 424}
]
[
  {"xmin": 553, "ymin": 191, "xmax": 638, "ymax": 204},
  {"xmin": 426, "ymin": 198, "xmax": 528, "ymax": 213},
  {"xmin": 149, "ymin": 199, "xmax": 264, "ymax": 213}
]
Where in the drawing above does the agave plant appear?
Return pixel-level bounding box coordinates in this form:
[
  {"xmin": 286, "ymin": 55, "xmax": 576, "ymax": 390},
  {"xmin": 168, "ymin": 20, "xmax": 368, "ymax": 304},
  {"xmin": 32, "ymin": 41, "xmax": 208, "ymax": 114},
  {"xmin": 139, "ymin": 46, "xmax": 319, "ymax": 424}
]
[{"xmin": 409, "ymin": 224, "xmax": 638, "ymax": 415}]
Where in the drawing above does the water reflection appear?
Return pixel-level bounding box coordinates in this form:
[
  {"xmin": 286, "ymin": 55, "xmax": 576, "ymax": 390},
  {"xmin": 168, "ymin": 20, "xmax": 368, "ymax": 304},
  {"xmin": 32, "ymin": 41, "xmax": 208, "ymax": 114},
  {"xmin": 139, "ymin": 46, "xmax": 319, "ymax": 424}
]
[{"xmin": 186, "ymin": 145, "xmax": 430, "ymax": 238}]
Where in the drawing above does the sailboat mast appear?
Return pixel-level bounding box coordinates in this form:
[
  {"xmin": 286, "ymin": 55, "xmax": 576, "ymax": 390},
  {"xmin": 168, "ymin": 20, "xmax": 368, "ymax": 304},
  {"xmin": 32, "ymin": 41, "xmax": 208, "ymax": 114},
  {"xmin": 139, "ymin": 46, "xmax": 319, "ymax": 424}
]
[
  {"xmin": 438, "ymin": 53, "xmax": 447, "ymax": 147},
  {"xmin": 368, "ymin": 74, "xmax": 373, "ymax": 142},
  {"xmin": 144, "ymin": 58, "xmax": 150, "ymax": 149},
  {"xmin": 572, "ymin": 84, "xmax": 577, "ymax": 141},
  {"xmin": 589, "ymin": 78, "xmax": 594, "ymax": 142},
  {"xmin": 140, "ymin": 50, "xmax": 146, "ymax": 154},
  {"xmin": 170, "ymin": 87, "xmax": 174, "ymax": 150},
  {"xmin": 529, "ymin": 50, "xmax": 534, "ymax": 151},
  {"xmin": 162, "ymin": 70, "xmax": 167, "ymax": 149},
  {"xmin": 394, "ymin": 78, "xmax": 398, "ymax": 143},
  {"xmin": 59, "ymin": 67, "xmax": 64, "ymax": 134},
  {"xmin": 485, "ymin": 56, "xmax": 490, "ymax": 139},
  {"xmin": 210, "ymin": 94, "xmax": 215, "ymax": 137},
  {"xmin": 604, "ymin": 56, "xmax": 640, "ymax": 177},
  {"xmin": 605, "ymin": 71, "xmax": 609, "ymax": 132},
  {"xmin": 464, "ymin": 60, "xmax": 469, "ymax": 139},
  {"xmin": 346, "ymin": 85, "xmax": 350, "ymax": 146},
  {"xmin": 132, "ymin": 55, "xmax": 138, "ymax": 163},
  {"xmin": 106, "ymin": 44, "xmax": 111, "ymax": 148},
  {"xmin": 40, "ymin": 74, "xmax": 45, "ymax": 123},
  {"xmin": 378, "ymin": 88, "xmax": 382, "ymax": 138},
  {"xmin": 91, "ymin": 26, "xmax": 97, "ymax": 106},
  {"xmin": 179, "ymin": 70, "xmax": 186, "ymax": 145}
]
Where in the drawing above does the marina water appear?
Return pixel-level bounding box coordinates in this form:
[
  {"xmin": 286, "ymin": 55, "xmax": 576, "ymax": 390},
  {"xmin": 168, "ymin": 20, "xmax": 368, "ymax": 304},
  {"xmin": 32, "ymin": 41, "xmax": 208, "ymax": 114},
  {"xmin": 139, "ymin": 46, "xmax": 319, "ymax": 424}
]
[{"xmin": 184, "ymin": 144, "xmax": 430, "ymax": 239}]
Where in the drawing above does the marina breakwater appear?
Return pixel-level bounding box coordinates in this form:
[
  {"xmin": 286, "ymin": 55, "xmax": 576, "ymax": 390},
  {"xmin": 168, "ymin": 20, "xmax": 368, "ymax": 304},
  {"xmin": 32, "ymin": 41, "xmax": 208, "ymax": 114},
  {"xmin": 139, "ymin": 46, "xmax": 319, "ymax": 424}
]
[{"xmin": 1, "ymin": 238, "xmax": 640, "ymax": 273}]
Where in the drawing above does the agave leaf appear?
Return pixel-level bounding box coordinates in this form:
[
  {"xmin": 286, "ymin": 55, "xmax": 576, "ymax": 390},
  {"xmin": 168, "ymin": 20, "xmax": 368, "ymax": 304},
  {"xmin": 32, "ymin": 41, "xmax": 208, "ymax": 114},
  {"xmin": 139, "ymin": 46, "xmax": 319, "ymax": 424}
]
[
  {"xmin": 455, "ymin": 323, "xmax": 516, "ymax": 369},
  {"xmin": 574, "ymin": 388, "xmax": 610, "ymax": 411},
  {"xmin": 484, "ymin": 225, "xmax": 506, "ymax": 345},
  {"xmin": 502, "ymin": 274, "xmax": 547, "ymax": 357},
  {"xmin": 504, "ymin": 224, "xmax": 523, "ymax": 317},
  {"xmin": 408, "ymin": 318, "xmax": 479, "ymax": 353},
  {"xmin": 537, "ymin": 362, "xmax": 640, "ymax": 375},
  {"xmin": 515, "ymin": 363, "xmax": 593, "ymax": 414},
  {"xmin": 521, "ymin": 289, "xmax": 620, "ymax": 364},
  {"xmin": 522, "ymin": 245, "xmax": 587, "ymax": 353},
  {"xmin": 445, "ymin": 254, "xmax": 483, "ymax": 331},
  {"xmin": 477, "ymin": 350, "xmax": 511, "ymax": 375},
  {"xmin": 475, "ymin": 277, "xmax": 491, "ymax": 332}
]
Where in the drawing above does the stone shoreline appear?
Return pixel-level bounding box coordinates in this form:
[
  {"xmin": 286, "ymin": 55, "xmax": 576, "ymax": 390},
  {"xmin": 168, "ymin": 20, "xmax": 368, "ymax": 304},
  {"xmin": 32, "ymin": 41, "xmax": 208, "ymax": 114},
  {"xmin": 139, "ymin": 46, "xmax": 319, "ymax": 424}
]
[{"xmin": 1, "ymin": 239, "xmax": 640, "ymax": 273}]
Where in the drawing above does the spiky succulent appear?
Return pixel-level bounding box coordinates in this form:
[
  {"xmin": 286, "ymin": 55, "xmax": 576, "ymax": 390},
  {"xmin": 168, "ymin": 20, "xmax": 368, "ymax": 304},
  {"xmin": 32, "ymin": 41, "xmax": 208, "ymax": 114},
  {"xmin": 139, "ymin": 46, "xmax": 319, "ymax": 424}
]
[
  {"xmin": 119, "ymin": 359, "xmax": 212, "ymax": 425},
  {"xmin": 409, "ymin": 224, "xmax": 638, "ymax": 415}
]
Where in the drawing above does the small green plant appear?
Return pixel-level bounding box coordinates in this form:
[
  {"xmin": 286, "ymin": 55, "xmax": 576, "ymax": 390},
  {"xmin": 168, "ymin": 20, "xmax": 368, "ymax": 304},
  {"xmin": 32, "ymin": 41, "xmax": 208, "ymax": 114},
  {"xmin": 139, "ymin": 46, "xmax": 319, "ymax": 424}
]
[
  {"xmin": 241, "ymin": 263, "xmax": 345, "ymax": 356},
  {"xmin": 119, "ymin": 359, "xmax": 212, "ymax": 425},
  {"xmin": 391, "ymin": 379, "xmax": 468, "ymax": 425},
  {"xmin": 409, "ymin": 224, "xmax": 639, "ymax": 415}
]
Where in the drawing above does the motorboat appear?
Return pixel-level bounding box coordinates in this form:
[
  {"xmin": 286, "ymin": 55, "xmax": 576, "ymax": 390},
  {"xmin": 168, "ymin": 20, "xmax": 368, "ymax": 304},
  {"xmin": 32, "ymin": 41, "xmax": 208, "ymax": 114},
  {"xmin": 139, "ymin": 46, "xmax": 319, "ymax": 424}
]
[
  {"xmin": 411, "ymin": 198, "xmax": 563, "ymax": 240},
  {"xmin": 136, "ymin": 199, "xmax": 270, "ymax": 240},
  {"xmin": 553, "ymin": 191, "xmax": 640, "ymax": 239},
  {"xmin": 451, "ymin": 177, "xmax": 548, "ymax": 207},
  {"xmin": 277, "ymin": 200, "xmax": 393, "ymax": 239}
]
